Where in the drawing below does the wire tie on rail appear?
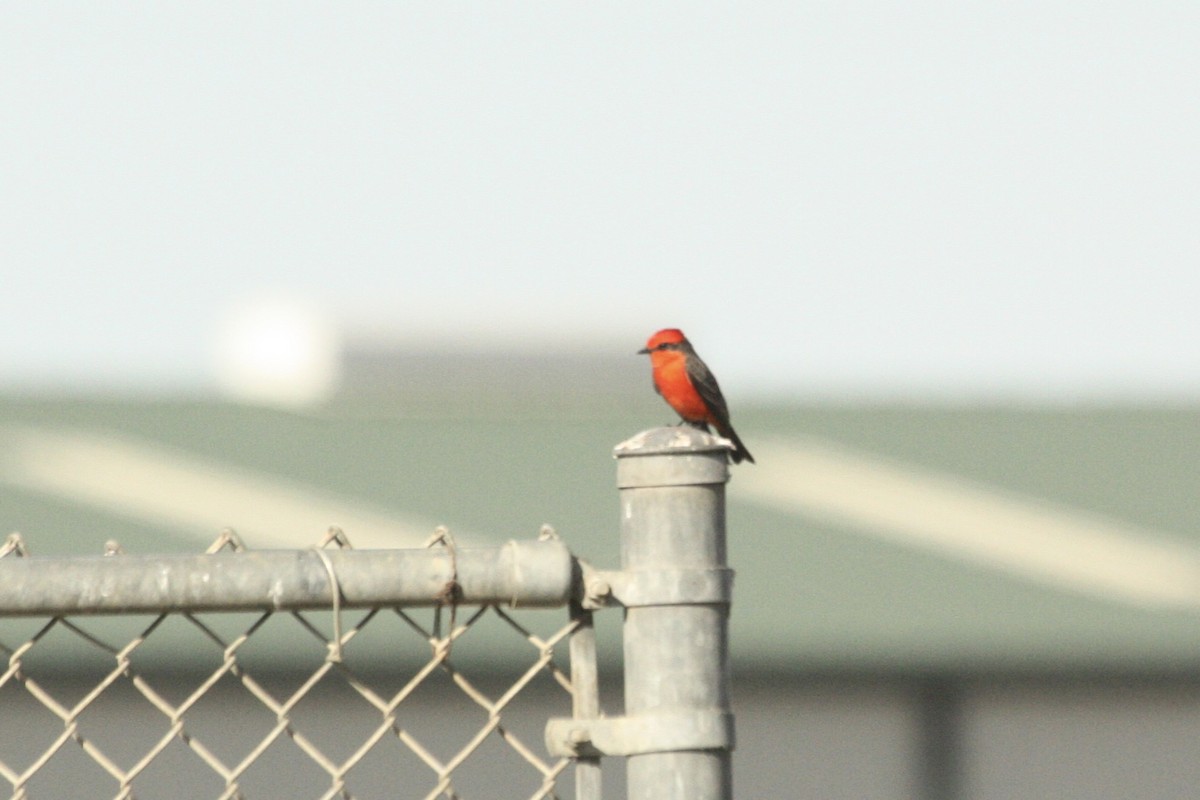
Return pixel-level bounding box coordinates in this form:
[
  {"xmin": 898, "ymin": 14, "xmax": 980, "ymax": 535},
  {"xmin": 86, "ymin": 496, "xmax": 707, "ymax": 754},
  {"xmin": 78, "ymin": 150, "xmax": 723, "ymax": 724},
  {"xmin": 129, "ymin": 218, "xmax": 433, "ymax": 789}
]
[{"xmin": 311, "ymin": 546, "xmax": 345, "ymax": 663}]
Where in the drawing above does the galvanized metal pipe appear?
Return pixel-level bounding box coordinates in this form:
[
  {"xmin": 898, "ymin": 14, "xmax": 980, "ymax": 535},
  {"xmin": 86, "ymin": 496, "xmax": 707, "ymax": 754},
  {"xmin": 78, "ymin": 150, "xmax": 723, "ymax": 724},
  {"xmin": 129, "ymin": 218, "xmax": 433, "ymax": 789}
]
[
  {"xmin": 0, "ymin": 540, "xmax": 574, "ymax": 615},
  {"xmin": 568, "ymin": 599, "xmax": 603, "ymax": 800},
  {"xmin": 615, "ymin": 427, "xmax": 735, "ymax": 800}
]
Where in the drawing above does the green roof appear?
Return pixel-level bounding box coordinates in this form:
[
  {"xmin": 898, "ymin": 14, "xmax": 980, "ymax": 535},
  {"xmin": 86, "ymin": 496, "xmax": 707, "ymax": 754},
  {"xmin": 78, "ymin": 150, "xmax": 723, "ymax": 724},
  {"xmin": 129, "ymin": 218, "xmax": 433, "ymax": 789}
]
[{"xmin": 2, "ymin": 397, "xmax": 1198, "ymax": 674}]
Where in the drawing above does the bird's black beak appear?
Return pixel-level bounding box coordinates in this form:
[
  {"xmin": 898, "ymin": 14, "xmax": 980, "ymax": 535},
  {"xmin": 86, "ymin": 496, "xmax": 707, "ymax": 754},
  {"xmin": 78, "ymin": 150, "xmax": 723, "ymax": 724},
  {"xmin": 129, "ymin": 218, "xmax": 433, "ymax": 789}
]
[{"xmin": 637, "ymin": 347, "xmax": 651, "ymax": 355}]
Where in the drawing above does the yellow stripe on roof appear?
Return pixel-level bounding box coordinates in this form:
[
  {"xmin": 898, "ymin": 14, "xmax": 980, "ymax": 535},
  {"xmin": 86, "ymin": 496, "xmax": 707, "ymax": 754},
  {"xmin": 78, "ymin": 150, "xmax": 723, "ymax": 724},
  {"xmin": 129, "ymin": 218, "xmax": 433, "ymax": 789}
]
[
  {"xmin": 736, "ymin": 436, "xmax": 1200, "ymax": 608},
  {"xmin": 0, "ymin": 426, "xmax": 443, "ymax": 550}
]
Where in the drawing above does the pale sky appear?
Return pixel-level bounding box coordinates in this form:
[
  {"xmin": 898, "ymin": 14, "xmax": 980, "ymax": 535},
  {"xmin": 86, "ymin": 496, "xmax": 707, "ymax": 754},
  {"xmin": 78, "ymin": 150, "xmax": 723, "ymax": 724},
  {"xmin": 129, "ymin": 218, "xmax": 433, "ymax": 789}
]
[{"xmin": 2, "ymin": 4, "xmax": 1198, "ymax": 400}]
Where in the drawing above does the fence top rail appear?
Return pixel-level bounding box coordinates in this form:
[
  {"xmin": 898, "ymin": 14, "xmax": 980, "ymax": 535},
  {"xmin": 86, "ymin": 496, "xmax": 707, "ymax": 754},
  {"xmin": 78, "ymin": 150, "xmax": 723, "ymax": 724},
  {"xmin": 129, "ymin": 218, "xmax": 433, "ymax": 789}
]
[{"xmin": 0, "ymin": 539, "xmax": 575, "ymax": 616}]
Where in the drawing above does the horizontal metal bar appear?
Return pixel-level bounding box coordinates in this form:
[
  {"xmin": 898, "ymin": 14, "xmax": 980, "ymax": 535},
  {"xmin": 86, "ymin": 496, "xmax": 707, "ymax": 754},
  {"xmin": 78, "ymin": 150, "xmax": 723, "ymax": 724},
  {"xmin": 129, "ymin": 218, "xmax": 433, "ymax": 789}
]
[{"xmin": 0, "ymin": 540, "xmax": 574, "ymax": 615}]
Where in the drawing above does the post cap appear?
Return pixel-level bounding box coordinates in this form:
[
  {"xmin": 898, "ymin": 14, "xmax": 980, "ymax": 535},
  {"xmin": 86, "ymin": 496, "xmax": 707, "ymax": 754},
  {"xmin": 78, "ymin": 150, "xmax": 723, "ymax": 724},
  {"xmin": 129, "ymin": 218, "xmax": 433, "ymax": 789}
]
[
  {"xmin": 614, "ymin": 426, "xmax": 732, "ymax": 457},
  {"xmin": 614, "ymin": 427, "xmax": 731, "ymax": 487}
]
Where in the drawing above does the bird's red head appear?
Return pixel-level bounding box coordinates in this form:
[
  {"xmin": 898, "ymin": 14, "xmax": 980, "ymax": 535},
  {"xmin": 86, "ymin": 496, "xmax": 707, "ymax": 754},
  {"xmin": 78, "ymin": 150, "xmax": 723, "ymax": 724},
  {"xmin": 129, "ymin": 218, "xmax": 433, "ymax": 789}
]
[{"xmin": 639, "ymin": 328, "xmax": 688, "ymax": 354}]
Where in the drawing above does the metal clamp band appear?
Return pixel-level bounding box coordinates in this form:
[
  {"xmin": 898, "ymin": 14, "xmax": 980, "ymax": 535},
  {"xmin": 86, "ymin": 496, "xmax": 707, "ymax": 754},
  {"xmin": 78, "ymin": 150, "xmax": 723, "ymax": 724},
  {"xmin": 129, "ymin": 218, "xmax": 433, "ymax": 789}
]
[
  {"xmin": 585, "ymin": 567, "xmax": 734, "ymax": 608},
  {"xmin": 545, "ymin": 710, "xmax": 735, "ymax": 758}
]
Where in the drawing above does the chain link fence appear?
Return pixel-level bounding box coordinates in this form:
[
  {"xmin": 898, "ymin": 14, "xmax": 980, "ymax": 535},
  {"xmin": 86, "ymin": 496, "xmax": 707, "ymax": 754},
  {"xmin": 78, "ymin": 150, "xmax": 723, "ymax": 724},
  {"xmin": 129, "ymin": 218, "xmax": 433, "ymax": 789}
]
[
  {"xmin": 0, "ymin": 527, "xmax": 592, "ymax": 800},
  {"xmin": 0, "ymin": 427, "xmax": 735, "ymax": 800}
]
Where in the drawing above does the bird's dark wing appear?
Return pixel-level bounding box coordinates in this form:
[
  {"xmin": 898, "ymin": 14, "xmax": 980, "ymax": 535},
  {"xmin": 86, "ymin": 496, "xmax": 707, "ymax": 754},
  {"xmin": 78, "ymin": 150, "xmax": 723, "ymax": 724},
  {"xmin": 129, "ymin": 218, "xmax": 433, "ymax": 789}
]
[
  {"xmin": 685, "ymin": 353, "xmax": 731, "ymax": 426},
  {"xmin": 686, "ymin": 350, "xmax": 755, "ymax": 463}
]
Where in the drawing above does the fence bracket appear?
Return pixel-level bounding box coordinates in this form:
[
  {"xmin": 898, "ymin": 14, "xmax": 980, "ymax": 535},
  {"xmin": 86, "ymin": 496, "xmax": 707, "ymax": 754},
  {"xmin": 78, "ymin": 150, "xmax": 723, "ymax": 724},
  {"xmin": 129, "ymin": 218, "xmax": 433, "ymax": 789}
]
[
  {"xmin": 545, "ymin": 710, "xmax": 735, "ymax": 758},
  {"xmin": 580, "ymin": 566, "xmax": 733, "ymax": 609}
]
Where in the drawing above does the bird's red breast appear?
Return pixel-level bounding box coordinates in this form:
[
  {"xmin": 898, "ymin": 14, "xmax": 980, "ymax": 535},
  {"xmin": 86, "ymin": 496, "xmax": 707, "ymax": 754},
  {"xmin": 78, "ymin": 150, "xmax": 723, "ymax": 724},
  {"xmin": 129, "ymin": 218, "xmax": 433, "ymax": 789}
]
[{"xmin": 650, "ymin": 350, "xmax": 711, "ymax": 423}]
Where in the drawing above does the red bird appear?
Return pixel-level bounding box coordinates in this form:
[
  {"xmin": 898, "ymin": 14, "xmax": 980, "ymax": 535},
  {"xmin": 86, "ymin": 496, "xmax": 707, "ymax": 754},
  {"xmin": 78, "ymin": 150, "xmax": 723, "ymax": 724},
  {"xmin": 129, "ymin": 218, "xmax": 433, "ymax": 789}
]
[{"xmin": 639, "ymin": 328, "xmax": 754, "ymax": 464}]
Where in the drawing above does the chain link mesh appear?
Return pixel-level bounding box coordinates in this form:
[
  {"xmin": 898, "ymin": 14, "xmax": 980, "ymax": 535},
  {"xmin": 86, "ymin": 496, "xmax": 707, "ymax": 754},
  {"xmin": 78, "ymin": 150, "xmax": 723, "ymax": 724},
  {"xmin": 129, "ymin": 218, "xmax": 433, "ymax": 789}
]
[{"xmin": 0, "ymin": 530, "xmax": 591, "ymax": 800}]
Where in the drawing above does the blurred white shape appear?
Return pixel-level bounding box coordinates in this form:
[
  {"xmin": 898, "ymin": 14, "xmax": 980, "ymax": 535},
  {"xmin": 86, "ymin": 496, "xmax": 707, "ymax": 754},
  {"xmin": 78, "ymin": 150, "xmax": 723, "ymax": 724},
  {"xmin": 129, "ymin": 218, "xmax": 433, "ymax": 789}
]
[
  {"xmin": 0, "ymin": 426, "xmax": 442, "ymax": 549},
  {"xmin": 213, "ymin": 295, "xmax": 341, "ymax": 407}
]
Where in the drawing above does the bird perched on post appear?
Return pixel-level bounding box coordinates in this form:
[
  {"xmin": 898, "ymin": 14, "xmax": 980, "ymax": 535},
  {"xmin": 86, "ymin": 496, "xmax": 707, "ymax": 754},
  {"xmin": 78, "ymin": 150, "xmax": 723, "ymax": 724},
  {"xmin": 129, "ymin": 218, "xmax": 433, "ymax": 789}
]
[{"xmin": 638, "ymin": 328, "xmax": 755, "ymax": 464}]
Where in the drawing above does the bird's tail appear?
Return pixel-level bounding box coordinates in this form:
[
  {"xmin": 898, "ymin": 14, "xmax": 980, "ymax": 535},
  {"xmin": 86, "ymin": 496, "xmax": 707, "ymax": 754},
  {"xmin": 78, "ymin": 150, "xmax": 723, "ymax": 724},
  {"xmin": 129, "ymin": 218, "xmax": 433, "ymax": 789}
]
[{"xmin": 714, "ymin": 421, "xmax": 755, "ymax": 464}]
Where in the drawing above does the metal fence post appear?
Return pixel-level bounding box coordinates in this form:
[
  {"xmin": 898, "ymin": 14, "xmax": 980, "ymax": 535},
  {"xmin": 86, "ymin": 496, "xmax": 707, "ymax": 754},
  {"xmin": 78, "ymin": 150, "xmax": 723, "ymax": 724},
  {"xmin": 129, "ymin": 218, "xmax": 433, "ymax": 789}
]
[{"xmin": 614, "ymin": 426, "xmax": 735, "ymax": 800}]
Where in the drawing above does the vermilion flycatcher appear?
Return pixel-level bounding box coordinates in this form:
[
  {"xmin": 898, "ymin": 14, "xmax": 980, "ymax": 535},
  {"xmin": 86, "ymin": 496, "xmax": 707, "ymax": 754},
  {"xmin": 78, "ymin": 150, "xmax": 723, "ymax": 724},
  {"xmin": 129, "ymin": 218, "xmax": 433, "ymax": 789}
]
[{"xmin": 639, "ymin": 328, "xmax": 755, "ymax": 464}]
